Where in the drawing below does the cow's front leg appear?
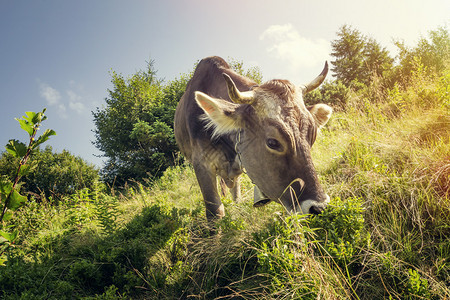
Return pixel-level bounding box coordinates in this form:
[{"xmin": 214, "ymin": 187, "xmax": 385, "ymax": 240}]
[
  {"xmin": 193, "ymin": 162, "xmax": 225, "ymax": 221},
  {"xmin": 231, "ymin": 176, "xmax": 242, "ymax": 203}
]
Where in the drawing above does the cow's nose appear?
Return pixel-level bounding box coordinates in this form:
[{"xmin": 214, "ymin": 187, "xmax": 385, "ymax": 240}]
[{"xmin": 309, "ymin": 205, "xmax": 324, "ymax": 215}]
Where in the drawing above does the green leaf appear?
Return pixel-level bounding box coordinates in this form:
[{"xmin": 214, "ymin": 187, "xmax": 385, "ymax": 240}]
[
  {"xmin": 16, "ymin": 118, "xmax": 34, "ymax": 136},
  {"xmin": 0, "ymin": 181, "xmax": 13, "ymax": 199},
  {"xmin": 33, "ymin": 129, "xmax": 56, "ymax": 148},
  {"xmin": 18, "ymin": 164, "xmax": 33, "ymax": 178},
  {"xmin": 33, "ymin": 109, "xmax": 48, "ymax": 124},
  {"xmin": 1, "ymin": 211, "xmax": 13, "ymax": 221},
  {"xmin": 32, "ymin": 112, "xmax": 43, "ymax": 124},
  {"xmin": 0, "ymin": 230, "xmax": 18, "ymax": 242},
  {"xmin": 7, "ymin": 190, "xmax": 27, "ymax": 210},
  {"xmin": 34, "ymin": 111, "xmax": 47, "ymax": 124},
  {"xmin": 24, "ymin": 111, "xmax": 37, "ymax": 124},
  {"xmin": 42, "ymin": 129, "xmax": 56, "ymax": 139},
  {"xmin": 5, "ymin": 139, "xmax": 27, "ymax": 158}
]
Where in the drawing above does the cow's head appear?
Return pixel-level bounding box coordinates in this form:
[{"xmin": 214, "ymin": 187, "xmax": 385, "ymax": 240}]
[{"xmin": 195, "ymin": 62, "xmax": 332, "ymax": 215}]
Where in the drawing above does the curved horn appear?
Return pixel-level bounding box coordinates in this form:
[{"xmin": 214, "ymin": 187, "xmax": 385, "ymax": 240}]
[
  {"xmin": 303, "ymin": 61, "xmax": 328, "ymax": 94},
  {"xmin": 222, "ymin": 73, "xmax": 255, "ymax": 104}
]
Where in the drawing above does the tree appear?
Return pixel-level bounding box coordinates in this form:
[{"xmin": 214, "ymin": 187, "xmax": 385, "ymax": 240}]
[
  {"xmin": 395, "ymin": 26, "xmax": 449, "ymax": 84},
  {"xmin": 331, "ymin": 25, "xmax": 393, "ymax": 87},
  {"xmin": 0, "ymin": 109, "xmax": 56, "ymax": 265},
  {"xmin": 227, "ymin": 57, "xmax": 263, "ymax": 84},
  {"xmin": 92, "ymin": 60, "xmax": 189, "ymax": 186},
  {"xmin": 304, "ymin": 80, "xmax": 349, "ymax": 110},
  {"xmin": 363, "ymin": 37, "xmax": 394, "ymax": 80},
  {"xmin": 331, "ymin": 25, "xmax": 366, "ymax": 86},
  {"xmin": 0, "ymin": 145, "xmax": 99, "ymax": 200}
]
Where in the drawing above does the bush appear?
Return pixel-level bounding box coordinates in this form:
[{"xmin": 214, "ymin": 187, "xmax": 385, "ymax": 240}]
[
  {"xmin": 249, "ymin": 199, "xmax": 368, "ymax": 298},
  {"xmin": 310, "ymin": 197, "xmax": 369, "ymax": 265},
  {"xmin": 0, "ymin": 146, "xmax": 100, "ymax": 201},
  {"xmin": 304, "ymin": 80, "xmax": 349, "ymax": 109},
  {"xmin": 253, "ymin": 215, "xmax": 319, "ymax": 297},
  {"xmin": 92, "ymin": 61, "xmax": 188, "ymax": 187},
  {"xmin": 437, "ymin": 69, "xmax": 450, "ymax": 109}
]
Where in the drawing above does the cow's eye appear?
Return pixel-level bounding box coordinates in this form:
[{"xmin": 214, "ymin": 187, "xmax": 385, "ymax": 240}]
[{"xmin": 266, "ymin": 138, "xmax": 282, "ymax": 151}]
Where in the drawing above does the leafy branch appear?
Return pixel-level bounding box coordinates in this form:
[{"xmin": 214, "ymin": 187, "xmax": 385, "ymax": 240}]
[{"xmin": 0, "ymin": 109, "xmax": 55, "ymax": 265}]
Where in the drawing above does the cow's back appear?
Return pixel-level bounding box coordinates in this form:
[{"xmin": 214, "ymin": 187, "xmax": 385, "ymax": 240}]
[{"xmin": 174, "ymin": 56, "xmax": 256, "ymax": 160}]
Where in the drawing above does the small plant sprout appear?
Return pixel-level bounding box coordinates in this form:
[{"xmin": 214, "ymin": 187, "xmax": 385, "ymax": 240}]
[{"xmin": 0, "ymin": 109, "xmax": 55, "ymax": 265}]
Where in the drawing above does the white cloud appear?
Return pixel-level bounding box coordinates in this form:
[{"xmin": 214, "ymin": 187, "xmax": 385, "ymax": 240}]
[
  {"xmin": 67, "ymin": 90, "xmax": 85, "ymax": 113},
  {"xmin": 69, "ymin": 100, "xmax": 85, "ymax": 114},
  {"xmin": 39, "ymin": 82, "xmax": 61, "ymax": 105},
  {"xmin": 67, "ymin": 90, "xmax": 81, "ymax": 102},
  {"xmin": 260, "ymin": 24, "xmax": 330, "ymax": 70},
  {"xmin": 58, "ymin": 103, "xmax": 68, "ymax": 118},
  {"xmin": 38, "ymin": 81, "xmax": 87, "ymax": 117}
]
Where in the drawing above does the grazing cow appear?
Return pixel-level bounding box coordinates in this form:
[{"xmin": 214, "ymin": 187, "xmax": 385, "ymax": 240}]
[{"xmin": 174, "ymin": 56, "xmax": 332, "ymax": 221}]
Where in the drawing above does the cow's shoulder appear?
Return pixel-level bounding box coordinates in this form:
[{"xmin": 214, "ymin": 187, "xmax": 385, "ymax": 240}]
[{"xmin": 198, "ymin": 56, "xmax": 231, "ymax": 71}]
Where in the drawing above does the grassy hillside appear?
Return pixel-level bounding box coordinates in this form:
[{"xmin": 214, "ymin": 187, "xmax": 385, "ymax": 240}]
[{"xmin": 1, "ymin": 68, "xmax": 449, "ymax": 299}]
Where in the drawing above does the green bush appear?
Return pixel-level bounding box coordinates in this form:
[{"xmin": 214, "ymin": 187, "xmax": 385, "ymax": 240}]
[
  {"xmin": 405, "ymin": 268, "xmax": 431, "ymax": 299},
  {"xmin": 253, "ymin": 215, "xmax": 318, "ymax": 297},
  {"xmin": 310, "ymin": 197, "xmax": 369, "ymax": 265},
  {"xmin": 304, "ymin": 80, "xmax": 349, "ymax": 109},
  {"xmin": 247, "ymin": 201, "xmax": 368, "ymax": 299},
  {"xmin": 92, "ymin": 61, "xmax": 188, "ymax": 187},
  {"xmin": 0, "ymin": 146, "xmax": 100, "ymax": 201},
  {"xmin": 0, "ymin": 109, "xmax": 56, "ymax": 266},
  {"xmin": 437, "ymin": 69, "xmax": 450, "ymax": 109}
]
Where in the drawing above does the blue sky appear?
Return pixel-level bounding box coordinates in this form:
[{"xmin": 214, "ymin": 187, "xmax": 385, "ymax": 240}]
[{"xmin": 1, "ymin": 0, "xmax": 448, "ymax": 167}]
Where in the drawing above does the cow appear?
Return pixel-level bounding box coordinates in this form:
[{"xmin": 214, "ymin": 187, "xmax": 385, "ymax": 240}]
[{"xmin": 174, "ymin": 56, "xmax": 332, "ymax": 221}]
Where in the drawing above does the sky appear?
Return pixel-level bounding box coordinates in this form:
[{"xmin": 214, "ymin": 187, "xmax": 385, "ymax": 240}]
[{"xmin": 1, "ymin": 0, "xmax": 448, "ymax": 167}]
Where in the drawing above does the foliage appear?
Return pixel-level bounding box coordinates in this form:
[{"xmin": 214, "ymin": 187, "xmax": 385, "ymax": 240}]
[
  {"xmin": 406, "ymin": 268, "xmax": 431, "ymax": 299},
  {"xmin": 0, "ymin": 146, "xmax": 99, "ymax": 201},
  {"xmin": 304, "ymin": 79, "xmax": 350, "ymax": 109},
  {"xmin": 310, "ymin": 197, "xmax": 369, "ymax": 265},
  {"xmin": 395, "ymin": 26, "xmax": 449, "ymax": 85},
  {"xmin": 93, "ymin": 60, "xmax": 188, "ymax": 186},
  {"xmin": 331, "ymin": 24, "xmax": 393, "ymax": 87},
  {"xmin": 437, "ymin": 68, "xmax": 450, "ymax": 109},
  {"xmin": 227, "ymin": 57, "xmax": 263, "ymax": 84},
  {"xmin": 0, "ymin": 109, "xmax": 55, "ymax": 266},
  {"xmin": 94, "ymin": 193, "xmax": 119, "ymax": 235},
  {"xmin": 0, "ymin": 189, "xmax": 195, "ymax": 299}
]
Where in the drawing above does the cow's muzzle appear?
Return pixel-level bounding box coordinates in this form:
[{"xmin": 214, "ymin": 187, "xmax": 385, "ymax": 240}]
[{"xmin": 299, "ymin": 195, "xmax": 330, "ymax": 215}]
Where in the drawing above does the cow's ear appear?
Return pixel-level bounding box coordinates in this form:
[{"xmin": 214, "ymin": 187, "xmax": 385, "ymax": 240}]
[
  {"xmin": 308, "ymin": 104, "xmax": 332, "ymax": 128},
  {"xmin": 195, "ymin": 91, "xmax": 242, "ymax": 136}
]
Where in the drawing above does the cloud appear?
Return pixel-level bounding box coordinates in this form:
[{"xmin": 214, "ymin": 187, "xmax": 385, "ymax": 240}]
[
  {"xmin": 69, "ymin": 100, "xmax": 85, "ymax": 114},
  {"xmin": 38, "ymin": 81, "xmax": 87, "ymax": 117},
  {"xmin": 39, "ymin": 82, "xmax": 61, "ymax": 105},
  {"xmin": 260, "ymin": 24, "xmax": 330, "ymax": 70},
  {"xmin": 67, "ymin": 90, "xmax": 85, "ymax": 113}
]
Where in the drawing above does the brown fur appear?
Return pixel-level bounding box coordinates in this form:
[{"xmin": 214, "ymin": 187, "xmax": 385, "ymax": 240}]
[{"xmin": 260, "ymin": 80, "xmax": 296, "ymax": 104}]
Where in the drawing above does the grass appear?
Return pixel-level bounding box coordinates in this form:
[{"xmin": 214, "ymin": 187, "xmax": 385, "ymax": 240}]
[{"xmin": 1, "ymin": 68, "xmax": 449, "ymax": 299}]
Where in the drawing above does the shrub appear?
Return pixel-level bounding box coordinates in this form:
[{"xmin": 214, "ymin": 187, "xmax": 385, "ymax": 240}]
[
  {"xmin": 0, "ymin": 109, "xmax": 55, "ymax": 266},
  {"xmin": 310, "ymin": 197, "xmax": 369, "ymax": 265},
  {"xmin": 304, "ymin": 80, "xmax": 349, "ymax": 109},
  {"xmin": 250, "ymin": 203, "xmax": 368, "ymax": 299},
  {"xmin": 437, "ymin": 69, "xmax": 450, "ymax": 109},
  {"xmin": 253, "ymin": 215, "xmax": 319, "ymax": 298},
  {"xmin": 405, "ymin": 268, "xmax": 431, "ymax": 299},
  {"xmin": 0, "ymin": 146, "xmax": 100, "ymax": 201},
  {"xmin": 92, "ymin": 62, "xmax": 186, "ymax": 187}
]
